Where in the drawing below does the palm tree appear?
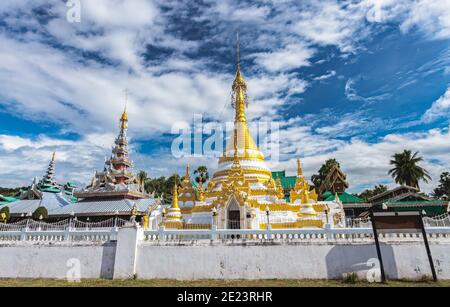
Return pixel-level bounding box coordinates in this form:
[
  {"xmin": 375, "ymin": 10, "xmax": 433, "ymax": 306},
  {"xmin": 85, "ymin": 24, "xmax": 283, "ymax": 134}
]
[
  {"xmin": 194, "ymin": 166, "xmax": 209, "ymax": 187},
  {"xmin": 388, "ymin": 150, "xmax": 431, "ymax": 189},
  {"xmin": 137, "ymin": 170, "xmax": 148, "ymax": 189}
]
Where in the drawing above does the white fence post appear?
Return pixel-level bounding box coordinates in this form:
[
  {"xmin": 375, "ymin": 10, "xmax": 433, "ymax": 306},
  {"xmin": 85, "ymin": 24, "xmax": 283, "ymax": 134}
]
[
  {"xmin": 158, "ymin": 225, "xmax": 166, "ymax": 241},
  {"xmin": 211, "ymin": 225, "xmax": 217, "ymax": 241},
  {"xmin": 20, "ymin": 227, "xmax": 27, "ymax": 241},
  {"xmin": 266, "ymin": 225, "xmax": 273, "ymax": 240},
  {"xmin": 113, "ymin": 223, "xmax": 143, "ymax": 279}
]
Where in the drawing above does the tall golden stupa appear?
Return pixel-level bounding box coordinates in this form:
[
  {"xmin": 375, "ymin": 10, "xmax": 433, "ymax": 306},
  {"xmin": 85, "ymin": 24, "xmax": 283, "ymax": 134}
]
[{"xmin": 162, "ymin": 39, "xmax": 345, "ymax": 230}]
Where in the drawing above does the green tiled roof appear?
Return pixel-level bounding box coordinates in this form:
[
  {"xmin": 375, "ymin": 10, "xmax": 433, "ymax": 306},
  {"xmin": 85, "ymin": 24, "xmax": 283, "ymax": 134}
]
[
  {"xmin": 272, "ymin": 171, "xmax": 296, "ymax": 189},
  {"xmin": 40, "ymin": 187, "xmax": 61, "ymax": 193},
  {"xmin": 272, "ymin": 171, "xmax": 286, "ymax": 178},
  {"xmin": 384, "ymin": 200, "xmax": 445, "ymax": 205},
  {"xmin": 0, "ymin": 196, "xmax": 17, "ymax": 203},
  {"xmin": 386, "ymin": 205, "xmax": 447, "ymax": 215},
  {"xmin": 324, "ymin": 192, "xmax": 366, "ymax": 204}
]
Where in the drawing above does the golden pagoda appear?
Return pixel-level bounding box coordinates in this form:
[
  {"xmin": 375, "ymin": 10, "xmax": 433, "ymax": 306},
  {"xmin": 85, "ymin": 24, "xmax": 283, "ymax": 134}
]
[
  {"xmin": 75, "ymin": 104, "xmax": 147, "ymax": 200},
  {"xmin": 165, "ymin": 37, "xmax": 345, "ymax": 230},
  {"xmin": 162, "ymin": 184, "xmax": 183, "ymax": 229}
]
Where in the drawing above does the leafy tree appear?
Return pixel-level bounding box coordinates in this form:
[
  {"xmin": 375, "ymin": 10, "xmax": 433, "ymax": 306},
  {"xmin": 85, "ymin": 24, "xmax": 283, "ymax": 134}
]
[
  {"xmin": 388, "ymin": 150, "xmax": 431, "ymax": 189},
  {"xmin": 144, "ymin": 174, "xmax": 181, "ymax": 203},
  {"xmin": 193, "ymin": 166, "xmax": 209, "ymax": 186},
  {"xmin": 0, "ymin": 206, "xmax": 10, "ymax": 222},
  {"xmin": 432, "ymin": 172, "xmax": 450, "ymax": 200},
  {"xmin": 0, "ymin": 186, "xmax": 27, "ymax": 197},
  {"xmin": 137, "ymin": 170, "xmax": 148, "ymax": 187},
  {"xmin": 311, "ymin": 159, "xmax": 340, "ymax": 191},
  {"xmin": 357, "ymin": 185, "xmax": 388, "ymax": 201},
  {"xmin": 32, "ymin": 206, "xmax": 48, "ymax": 220}
]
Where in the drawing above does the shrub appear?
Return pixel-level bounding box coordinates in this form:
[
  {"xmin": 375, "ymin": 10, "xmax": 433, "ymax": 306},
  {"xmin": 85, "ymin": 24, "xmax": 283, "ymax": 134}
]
[
  {"xmin": 343, "ymin": 272, "xmax": 359, "ymax": 284},
  {"xmin": 32, "ymin": 206, "xmax": 48, "ymax": 220},
  {"xmin": 0, "ymin": 206, "xmax": 10, "ymax": 222}
]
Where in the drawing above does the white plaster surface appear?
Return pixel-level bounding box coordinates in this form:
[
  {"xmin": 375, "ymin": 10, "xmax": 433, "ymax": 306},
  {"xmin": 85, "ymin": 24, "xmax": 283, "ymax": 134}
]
[
  {"xmin": 113, "ymin": 225, "xmax": 143, "ymax": 279},
  {"xmin": 1, "ymin": 229, "xmax": 449, "ymax": 281},
  {"xmin": 0, "ymin": 242, "xmax": 116, "ymax": 279},
  {"xmin": 135, "ymin": 241, "xmax": 450, "ymax": 280}
]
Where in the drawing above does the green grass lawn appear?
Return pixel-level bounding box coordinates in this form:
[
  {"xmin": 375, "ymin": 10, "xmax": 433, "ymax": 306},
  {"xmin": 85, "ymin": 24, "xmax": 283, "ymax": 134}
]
[{"xmin": 0, "ymin": 278, "xmax": 448, "ymax": 287}]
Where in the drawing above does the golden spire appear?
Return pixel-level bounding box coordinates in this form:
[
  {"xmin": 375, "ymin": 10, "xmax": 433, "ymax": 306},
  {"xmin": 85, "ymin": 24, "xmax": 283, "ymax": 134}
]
[
  {"xmin": 51, "ymin": 152, "xmax": 56, "ymax": 162},
  {"xmin": 335, "ymin": 192, "xmax": 340, "ymax": 202},
  {"xmin": 232, "ymin": 32, "xmax": 247, "ymax": 123},
  {"xmin": 172, "ymin": 184, "xmax": 179, "ymax": 209},
  {"xmin": 120, "ymin": 89, "xmax": 128, "ymax": 130},
  {"xmin": 185, "ymin": 163, "xmax": 190, "ymax": 179},
  {"xmin": 297, "ymin": 159, "xmax": 303, "ymax": 177}
]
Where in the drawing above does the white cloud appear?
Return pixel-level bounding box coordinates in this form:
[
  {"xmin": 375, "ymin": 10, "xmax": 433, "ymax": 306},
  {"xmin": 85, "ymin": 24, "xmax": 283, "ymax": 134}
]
[
  {"xmin": 400, "ymin": 0, "xmax": 450, "ymax": 40},
  {"xmin": 345, "ymin": 78, "xmax": 390, "ymax": 102},
  {"xmin": 314, "ymin": 70, "xmax": 336, "ymax": 81},
  {"xmin": 422, "ymin": 87, "xmax": 450, "ymax": 123},
  {"xmin": 270, "ymin": 126, "xmax": 450, "ymax": 193},
  {"xmin": 254, "ymin": 44, "xmax": 314, "ymax": 72}
]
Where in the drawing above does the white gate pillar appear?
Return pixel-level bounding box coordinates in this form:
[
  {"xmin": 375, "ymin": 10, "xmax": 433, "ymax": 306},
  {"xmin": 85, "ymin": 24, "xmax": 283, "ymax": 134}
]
[{"xmin": 113, "ymin": 223, "xmax": 143, "ymax": 279}]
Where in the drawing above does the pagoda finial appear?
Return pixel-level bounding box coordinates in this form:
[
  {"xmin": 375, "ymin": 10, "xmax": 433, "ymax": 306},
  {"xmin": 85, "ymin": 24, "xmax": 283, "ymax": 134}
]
[
  {"xmin": 232, "ymin": 32, "xmax": 247, "ymax": 123},
  {"xmin": 120, "ymin": 89, "xmax": 128, "ymax": 130},
  {"xmin": 236, "ymin": 32, "xmax": 241, "ymax": 71},
  {"xmin": 185, "ymin": 163, "xmax": 190, "ymax": 179},
  {"xmin": 297, "ymin": 159, "xmax": 303, "ymax": 177},
  {"xmin": 172, "ymin": 183, "xmax": 179, "ymax": 209},
  {"xmin": 52, "ymin": 152, "xmax": 56, "ymax": 162}
]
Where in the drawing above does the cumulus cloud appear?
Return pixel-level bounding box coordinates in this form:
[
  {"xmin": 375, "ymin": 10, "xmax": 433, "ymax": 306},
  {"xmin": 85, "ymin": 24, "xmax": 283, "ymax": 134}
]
[
  {"xmin": 422, "ymin": 87, "xmax": 450, "ymax": 123},
  {"xmin": 0, "ymin": 0, "xmax": 450, "ymax": 193}
]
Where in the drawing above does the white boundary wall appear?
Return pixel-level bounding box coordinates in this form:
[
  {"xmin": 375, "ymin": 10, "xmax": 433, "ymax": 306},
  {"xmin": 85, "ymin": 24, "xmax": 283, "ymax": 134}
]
[
  {"xmin": 135, "ymin": 242, "xmax": 450, "ymax": 280},
  {"xmin": 0, "ymin": 226, "xmax": 450, "ymax": 280},
  {"xmin": 0, "ymin": 242, "xmax": 116, "ymax": 279}
]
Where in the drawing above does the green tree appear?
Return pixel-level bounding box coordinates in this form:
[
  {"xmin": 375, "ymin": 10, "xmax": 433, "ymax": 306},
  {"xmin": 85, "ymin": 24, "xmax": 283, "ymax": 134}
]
[
  {"xmin": 357, "ymin": 185, "xmax": 388, "ymax": 201},
  {"xmin": 388, "ymin": 150, "xmax": 431, "ymax": 189},
  {"xmin": 32, "ymin": 206, "xmax": 48, "ymax": 220},
  {"xmin": 193, "ymin": 166, "xmax": 209, "ymax": 186},
  {"xmin": 0, "ymin": 206, "xmax": 10, "ymax": 222},
  {"xmin": 432, "ymin": 172, "xmax": 450, "ymax": 200},
  {"xmin": 137, "ymin": 170, "xmax": 148, "ymax": 188},
  {"xmin": 311, "ymin": 159, "xmax": 340, "ymax": 191},
  {"xmin": 144, "ymin": 174, "xmax": 181, "ymax": 203}
]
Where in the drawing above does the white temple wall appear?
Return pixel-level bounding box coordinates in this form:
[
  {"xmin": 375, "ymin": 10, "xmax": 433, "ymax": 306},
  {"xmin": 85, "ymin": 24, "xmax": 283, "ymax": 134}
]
[
  {"xmin": 1, "ymin": 230, "xmax": 450, "ymax": 281},
  {"xmin": 136, "ymin": 241, "xmax": 450, "ymax": 280},
  {"xmin": 0, "ymin": 242, "xmax": 116, "ymax": 279}
]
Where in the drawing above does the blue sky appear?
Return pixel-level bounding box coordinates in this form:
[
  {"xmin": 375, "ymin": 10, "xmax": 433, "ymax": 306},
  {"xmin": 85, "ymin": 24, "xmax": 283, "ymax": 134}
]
[{"xmin": 0, "ymin": 0, "xmax": 449, "ymax": 193}]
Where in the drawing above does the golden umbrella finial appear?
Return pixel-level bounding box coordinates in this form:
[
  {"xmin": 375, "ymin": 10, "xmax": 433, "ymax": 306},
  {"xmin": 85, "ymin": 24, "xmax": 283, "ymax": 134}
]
[{"xmin": 120, "ymin": 89, "xmax": 129, "ymax": 129}]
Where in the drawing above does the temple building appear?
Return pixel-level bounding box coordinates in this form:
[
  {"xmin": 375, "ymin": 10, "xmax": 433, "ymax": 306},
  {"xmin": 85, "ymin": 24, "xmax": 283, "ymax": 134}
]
[
  {"xmin": 0, "ymin": 153, "xmax": 75, "ymax": 220},
  {"xmin": 152, "ymin": 45, "xmax": 345, "ymax": 230},
  {"xmin": 49, "ymin": 107, "xmax": 163, "ymax": 221},
  {"xmin": 366, "ymin": 185, "xmax": 449, "ymax": 216}
]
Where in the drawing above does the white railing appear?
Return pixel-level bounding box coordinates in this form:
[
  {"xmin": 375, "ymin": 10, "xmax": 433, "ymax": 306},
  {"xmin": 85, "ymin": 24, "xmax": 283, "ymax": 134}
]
[
  {"xmin": 0, "ymin": 228, "xmax": 119, "ymax": 242},
  {"xmin": 142, "ymin": 226, "xmax": 450, "ymax": 242},
  {"xmin": 424, "ymin": 212, "xmax": 450, "ymax": 227},
  {"xmin": 0, "ymin": 217, "xmax": 128, "ymax": 232},
  {"xmin": 0, "ymin": 218, "xmax": 128, "ymax": 242}
]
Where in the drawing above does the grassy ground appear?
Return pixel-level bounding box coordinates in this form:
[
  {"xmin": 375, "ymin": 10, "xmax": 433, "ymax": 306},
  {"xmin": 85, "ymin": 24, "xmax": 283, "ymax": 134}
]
[{"xmin": 0, "ymin": 278, "xmax": 448, "ymax": 287}]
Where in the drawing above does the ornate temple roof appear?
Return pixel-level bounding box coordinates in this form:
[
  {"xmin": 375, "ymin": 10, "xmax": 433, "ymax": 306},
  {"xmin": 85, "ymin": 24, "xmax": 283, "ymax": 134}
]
[
  {"xmin": 0, "ymin": 191, "xmax": 71, "ymax": 216},
  {"xmin": 75, "ymin": 106, "xmax": 147, "ymax": 200},
  {"xmin": 323, "ymin": 191, "xmax": 366, "ymax": 204},
  {"xmin": 318, "ymin": 164, "xmax": 349, "ymax": 195},
  {"xmin": 49, "ymin": 198, "xmax": 161, "ymax": 217}
]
